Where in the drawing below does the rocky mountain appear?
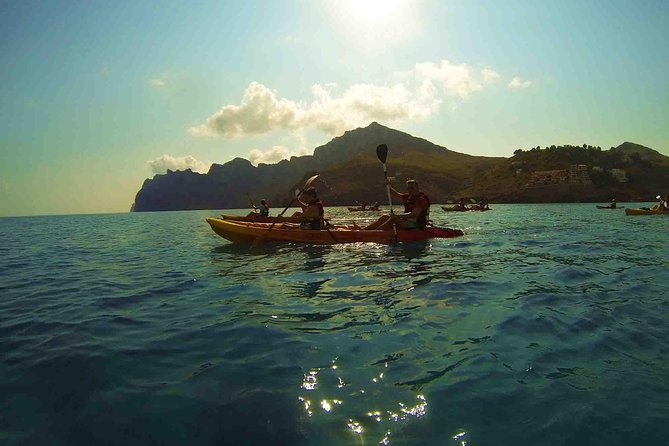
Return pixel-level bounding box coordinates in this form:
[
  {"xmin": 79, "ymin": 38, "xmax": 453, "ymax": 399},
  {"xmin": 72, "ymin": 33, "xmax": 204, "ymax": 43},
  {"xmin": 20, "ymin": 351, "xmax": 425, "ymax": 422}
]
[
  {"xmin": 131, "ymin": 123, "xmax": 669, "ymax": 211},
  {"xmin": 131, "ymin": 122, "xmax": 500, "ymax": 211}
]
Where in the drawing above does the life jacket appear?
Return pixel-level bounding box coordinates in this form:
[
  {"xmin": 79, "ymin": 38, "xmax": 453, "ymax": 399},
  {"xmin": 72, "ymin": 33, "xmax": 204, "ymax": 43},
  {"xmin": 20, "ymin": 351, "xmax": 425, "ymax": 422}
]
[
  {"xmin": 259, "ymin": 204, "xmax": 270, "ymax": 217},
  {"xmin": 301, "ymin": 201, "xmax": 324, "ymax": 229},
  {"xmin": 404, "ymin": 192, "xmax": 430, "ymax": 228}
]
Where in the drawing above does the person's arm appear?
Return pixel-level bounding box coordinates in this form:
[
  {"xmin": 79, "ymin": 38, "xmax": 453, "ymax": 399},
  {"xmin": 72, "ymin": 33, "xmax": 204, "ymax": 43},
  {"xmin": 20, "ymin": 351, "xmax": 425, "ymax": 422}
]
[
  {"xmin": 296, "ymin": 198, "xmax": 308, "ymax": 210},
  {"xmin": 300, "ymin": 204, "xmax": 320, "ymax": 221},
  {"xmin": 386, "ymin": 182, "xmax": 404, "ymax": 199},
  {"xmin": 394, "ymin": 198, "xmax": 426, "ymax": 220}
]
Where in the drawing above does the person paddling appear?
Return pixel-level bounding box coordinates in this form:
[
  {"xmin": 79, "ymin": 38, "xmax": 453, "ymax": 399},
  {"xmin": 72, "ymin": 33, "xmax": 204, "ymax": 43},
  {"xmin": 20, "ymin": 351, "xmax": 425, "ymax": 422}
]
[
  {"xmin": 256, "ymin": 199, "xmax": 270, "ymax": 217},
  {"xmin": 247, "ymin": 198, "xmax": 270, "ymax": 217},
  {"xmin": 364, "ymin": 179, "xmax": 430, "ymax": 230},
  {"xmin": 291, "ymin": 187, "xmax": 325, "ymax": 229}
]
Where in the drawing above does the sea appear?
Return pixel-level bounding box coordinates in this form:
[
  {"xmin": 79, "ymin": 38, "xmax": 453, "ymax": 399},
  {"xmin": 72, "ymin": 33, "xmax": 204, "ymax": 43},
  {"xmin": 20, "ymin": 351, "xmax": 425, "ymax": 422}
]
[{"xmin": 1, "ymin": 204, "xmax": 668, "ymax": 446}]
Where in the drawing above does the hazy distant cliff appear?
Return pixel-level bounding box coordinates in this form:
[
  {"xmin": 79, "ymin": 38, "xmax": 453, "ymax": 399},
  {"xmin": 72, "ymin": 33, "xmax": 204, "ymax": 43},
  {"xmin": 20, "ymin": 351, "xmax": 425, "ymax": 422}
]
[{"xmin": 132, "ymin": 123, "xmax": 669, "ymax": 211}]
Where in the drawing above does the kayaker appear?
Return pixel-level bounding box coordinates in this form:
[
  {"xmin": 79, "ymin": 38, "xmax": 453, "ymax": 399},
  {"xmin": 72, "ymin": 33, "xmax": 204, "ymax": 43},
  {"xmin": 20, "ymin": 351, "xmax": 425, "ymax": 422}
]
[
  {"xmin": 610, "ymin": 198, "xmax": 616, "ymax": 209},
  {"xmin": 257, "ymin": 199, "xmax": 270, "ymax": 217},
  {"xmin": 292, "ymin": 187, "xmax": 325, "ymax": 229},
  {"xmin": 364, "ymin": 179, "xmax": 430, "ymax": 230},
  {"xmin": 456, "ymin": 198, "xmax": 467, "ymax": 210},
  {"xmin": 247, "ymin": 198, "xmax": 270, "ymax": 217}
]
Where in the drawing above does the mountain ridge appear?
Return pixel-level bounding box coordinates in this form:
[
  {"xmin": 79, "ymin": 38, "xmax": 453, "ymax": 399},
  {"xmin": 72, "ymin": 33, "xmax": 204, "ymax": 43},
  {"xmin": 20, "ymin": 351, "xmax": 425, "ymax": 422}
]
[{"xmin": 131, "ymin": 123, "xmax": 668, "ymax": 211}]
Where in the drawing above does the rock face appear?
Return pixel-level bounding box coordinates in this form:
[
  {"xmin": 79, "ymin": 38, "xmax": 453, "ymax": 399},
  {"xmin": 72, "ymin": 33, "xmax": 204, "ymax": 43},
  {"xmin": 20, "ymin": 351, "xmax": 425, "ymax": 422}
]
[
  {"xmin": 131, "ymin": 122, "xmax": 669, "ymax": 211},
  {"xmin": 131, "ymin": 122, "xmax": 492, "ymax": 211}
]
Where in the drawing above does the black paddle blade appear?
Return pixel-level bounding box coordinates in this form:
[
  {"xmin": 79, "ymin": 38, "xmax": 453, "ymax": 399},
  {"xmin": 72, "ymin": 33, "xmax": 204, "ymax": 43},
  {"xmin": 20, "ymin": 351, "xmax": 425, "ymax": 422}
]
[{"xmin": 376, "ymin": 144, "xmax": 388, "ymax": 163}]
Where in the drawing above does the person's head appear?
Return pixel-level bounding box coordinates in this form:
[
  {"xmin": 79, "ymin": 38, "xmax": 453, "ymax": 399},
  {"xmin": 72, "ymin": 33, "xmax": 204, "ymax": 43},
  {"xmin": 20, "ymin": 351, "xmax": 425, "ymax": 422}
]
[
  {"xmin": 612, "ymin": 198, "xmax": 616, "ymax": 202},
  {"xmin": 303, "ymin": 187, "xmax": 319, "ymax": 203},
  {"xmin": 406, "ymin": 179, "xmax": 420, "ymax": 195},
  {"xmin": 260, "ymin": 199, "xmax": 267, "ymax": 205}
]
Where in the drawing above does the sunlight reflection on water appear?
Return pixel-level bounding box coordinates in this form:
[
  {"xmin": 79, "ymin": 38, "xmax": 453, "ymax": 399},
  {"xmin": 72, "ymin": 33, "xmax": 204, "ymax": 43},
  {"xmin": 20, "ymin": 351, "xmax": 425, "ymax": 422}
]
[{"xmin": 298, "ymin": 356, "xmax": 432, "ymax": 444}]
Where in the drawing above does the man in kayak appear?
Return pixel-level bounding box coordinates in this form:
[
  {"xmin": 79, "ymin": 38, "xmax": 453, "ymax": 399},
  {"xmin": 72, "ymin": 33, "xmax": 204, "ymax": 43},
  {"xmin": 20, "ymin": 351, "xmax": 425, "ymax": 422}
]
[
  {"xmin": 363, "ymin": 179, "xmax": 430, "ymax": 230},
  {"xmin": 610, "ymin": 198, "xmax": 617, "ymax": 209},
  {"xmin": 291, "ymin": 187, "xmax": 325, "ymax": 229},
  {"xmin": 247, "ymin": 198, "xmax": 270, "ymax": 217},
  {"xmin": 257, "ymin": 199, "xmax": 270, "ymax": 217}
]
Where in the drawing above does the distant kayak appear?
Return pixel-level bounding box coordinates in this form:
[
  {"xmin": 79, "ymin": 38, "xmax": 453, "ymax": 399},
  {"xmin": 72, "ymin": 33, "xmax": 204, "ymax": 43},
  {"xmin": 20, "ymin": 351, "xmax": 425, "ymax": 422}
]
[
  {"xmin": 206, "ymin": 218, "xmax": 464, "ymax": 245},
  {"xmin": 624, "ymin": 207, "xmax": 669, "ymax": 215},
  {"xmin": 596, "ymin": 205, "xmax": 624, "ymax": 209},
  {"xmin": 347, "ymin": 207, "xmax": 382, "ymax": 212},
  {"xmin": 442, "ymin": 206, "xmax": 491, "ymax": 212}
]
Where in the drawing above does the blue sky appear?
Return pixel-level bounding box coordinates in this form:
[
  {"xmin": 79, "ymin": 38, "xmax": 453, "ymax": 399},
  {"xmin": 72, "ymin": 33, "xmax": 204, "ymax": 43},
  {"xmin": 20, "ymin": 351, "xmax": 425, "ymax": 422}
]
[{"xmin": 1, "ymin": 0, "xmax": 668, "ymax": 216}]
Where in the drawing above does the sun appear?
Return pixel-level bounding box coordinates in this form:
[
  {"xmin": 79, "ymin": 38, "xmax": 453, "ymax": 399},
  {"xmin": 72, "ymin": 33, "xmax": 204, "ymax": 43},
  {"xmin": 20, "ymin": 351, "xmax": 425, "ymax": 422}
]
[
  {"xmin": 327, "ymin": 0, "xmax": 419, "ymax": 50},
  {"xmin": 340, "ymin": 0, "xmax": 409, "ymax": 24},
  {"xmin": 342, "ymin": 0, "xmax": 408, "ymax": 24}
]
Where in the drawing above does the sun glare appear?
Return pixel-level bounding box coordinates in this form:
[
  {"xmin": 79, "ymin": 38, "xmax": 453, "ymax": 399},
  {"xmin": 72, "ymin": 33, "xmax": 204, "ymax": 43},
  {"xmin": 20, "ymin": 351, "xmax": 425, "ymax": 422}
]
[
  {"xmin": 328, "ymin": 0, "xmax": 419, "ymax": 50},
  {"xmin": 342, "ymin": 0, "xmax": 407, "ymax": 24}
]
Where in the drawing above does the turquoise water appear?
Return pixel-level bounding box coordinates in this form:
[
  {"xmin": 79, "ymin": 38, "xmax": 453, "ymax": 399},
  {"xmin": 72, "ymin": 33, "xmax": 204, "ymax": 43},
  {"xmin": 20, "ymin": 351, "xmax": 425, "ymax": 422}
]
[{"xmin": 1, "ymin": 204, "xmax": 668, "ymax": 446}]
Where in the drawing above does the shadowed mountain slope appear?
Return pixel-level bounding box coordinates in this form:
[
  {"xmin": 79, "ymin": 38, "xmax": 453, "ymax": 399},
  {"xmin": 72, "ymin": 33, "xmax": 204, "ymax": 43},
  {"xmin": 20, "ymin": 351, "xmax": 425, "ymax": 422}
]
[{"xmin": 132, "ymin": 123, "xmax": 668, "ymax": 211}]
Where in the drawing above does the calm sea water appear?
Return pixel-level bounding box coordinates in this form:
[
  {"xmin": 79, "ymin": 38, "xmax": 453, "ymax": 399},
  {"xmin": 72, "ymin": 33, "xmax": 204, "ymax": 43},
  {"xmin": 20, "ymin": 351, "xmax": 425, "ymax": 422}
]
[{"xmin": 1, "ymin": 204, "xmax": 668, "ymax": 446}]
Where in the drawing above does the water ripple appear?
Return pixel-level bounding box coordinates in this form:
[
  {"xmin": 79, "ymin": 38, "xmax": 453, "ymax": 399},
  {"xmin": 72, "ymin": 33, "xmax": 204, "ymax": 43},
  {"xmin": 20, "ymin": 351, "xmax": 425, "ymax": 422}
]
[{"xmin": 1, "ymin": 205, "xmax": 668, "ymax": 445}]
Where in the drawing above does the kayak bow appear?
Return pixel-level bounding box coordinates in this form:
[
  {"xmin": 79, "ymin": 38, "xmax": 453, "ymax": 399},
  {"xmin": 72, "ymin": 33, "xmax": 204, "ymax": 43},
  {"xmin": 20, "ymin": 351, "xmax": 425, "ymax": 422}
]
[{"xmin": 624, "ymin": 207, "xmax": 669, "ymax": 215}]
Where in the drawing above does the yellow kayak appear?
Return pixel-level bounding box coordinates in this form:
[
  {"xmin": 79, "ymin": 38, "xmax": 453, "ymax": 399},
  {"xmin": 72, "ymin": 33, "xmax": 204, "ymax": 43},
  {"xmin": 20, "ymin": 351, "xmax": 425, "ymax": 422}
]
[{"xmin": 205, "ymin": 218, "xmax": 464, "ymax": 245}]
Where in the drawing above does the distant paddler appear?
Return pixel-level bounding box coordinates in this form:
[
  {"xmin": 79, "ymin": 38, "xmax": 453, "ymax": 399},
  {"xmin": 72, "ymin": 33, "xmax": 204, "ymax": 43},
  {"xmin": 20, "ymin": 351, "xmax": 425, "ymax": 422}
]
[
  {"xmin": 254, "ymin": 199, "xmax": 270, "ymax": 217},
  {"xmin": 652, "ymin": 194, "xmax": 669, "ymax": 212}
]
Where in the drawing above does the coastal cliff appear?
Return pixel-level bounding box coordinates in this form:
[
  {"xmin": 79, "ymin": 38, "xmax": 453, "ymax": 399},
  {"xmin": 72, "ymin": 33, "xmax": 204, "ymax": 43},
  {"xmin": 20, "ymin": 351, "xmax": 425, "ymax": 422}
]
[{"xmin": 132, "ymin": 123, "xmax": 669, "ymax": 211}]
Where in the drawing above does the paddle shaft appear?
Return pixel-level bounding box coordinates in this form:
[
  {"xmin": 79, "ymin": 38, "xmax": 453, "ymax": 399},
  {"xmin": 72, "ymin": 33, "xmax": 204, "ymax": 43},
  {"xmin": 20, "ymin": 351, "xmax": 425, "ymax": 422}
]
[
  {"xmin": 377, "ymin": 147, "xmax": 398, "ymax": 244},
  {"xmin": 383, "ymin": 164, "xmax": 394, "ymax": 215}
]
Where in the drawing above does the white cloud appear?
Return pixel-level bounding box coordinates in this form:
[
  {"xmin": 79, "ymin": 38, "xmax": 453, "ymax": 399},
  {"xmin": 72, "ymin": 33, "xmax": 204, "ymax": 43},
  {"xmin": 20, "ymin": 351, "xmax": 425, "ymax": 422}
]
[
  {"xmin": 300, "ymin": 82, "xmax": 428, "ymax": 135},
  {"xmin": 191, "ymin": 60, "xmax": 519, "ymax": 138},
  {"xmin": 413, "ymin": 60, "xmax": 483, "ymax": 99},
  {"xmin": 508, "ymin": 76, "xmax": 533, "ymax": 89},
  {"xmin": 482, "ymin": 68, "xmax": 501, "ymax": 84},
  {"xmin": 248, "ymin": 145, "xmax": 310, "ymax": 165},
  {"xmin": 150, "ymin": 79, "xmax": 166, "ymax": 87},
  {"xmin": 147, "ymin": 154, "xmax": 211, "ymax": 174},
  {"xmin": 189, "ymin": 82, "xmax": 298, "ymax": 137}
]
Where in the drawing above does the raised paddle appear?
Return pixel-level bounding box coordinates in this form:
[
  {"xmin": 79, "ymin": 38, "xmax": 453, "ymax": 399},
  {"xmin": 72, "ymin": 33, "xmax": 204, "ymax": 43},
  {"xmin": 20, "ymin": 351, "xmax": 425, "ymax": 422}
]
[
  {"xmin": 376, "ymin": 144, "xmax": 397, "ymax": 244},
  {"xmin": 246, "ymin": 191, "xmax": 257, "ymax": 213},
  {"xmin": 251, "ymin": 174, "xmax": 319, "ymax": 247}
]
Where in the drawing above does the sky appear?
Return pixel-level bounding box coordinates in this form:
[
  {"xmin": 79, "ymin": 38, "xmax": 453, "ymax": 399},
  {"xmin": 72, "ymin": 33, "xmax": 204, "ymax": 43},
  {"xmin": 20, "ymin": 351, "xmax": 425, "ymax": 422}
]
[{"xmin": 1, "ymin": 0, "xmax": 668, "ymax": 217}]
